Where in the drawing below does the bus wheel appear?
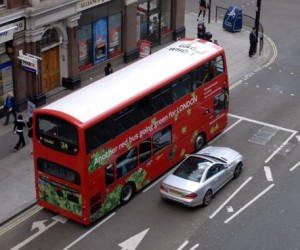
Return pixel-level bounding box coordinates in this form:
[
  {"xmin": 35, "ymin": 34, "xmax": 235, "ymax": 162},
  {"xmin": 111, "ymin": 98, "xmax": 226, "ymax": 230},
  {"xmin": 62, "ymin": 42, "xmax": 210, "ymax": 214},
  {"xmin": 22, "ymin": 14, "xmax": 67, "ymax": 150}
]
[
  {"xmin": 121, "ymin": 183, "xmax": 134, "ymax": 204},
  {"xmin": 195, "ymin": 133, "xmax": 206, "ymax": 152}
]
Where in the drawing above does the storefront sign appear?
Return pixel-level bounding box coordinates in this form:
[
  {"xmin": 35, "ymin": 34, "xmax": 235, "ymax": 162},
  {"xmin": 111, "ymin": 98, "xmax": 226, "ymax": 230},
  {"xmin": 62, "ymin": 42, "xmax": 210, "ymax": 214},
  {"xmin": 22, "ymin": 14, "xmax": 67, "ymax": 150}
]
[
  {"xmin": 21, "ymin": 58, "xmax": 38, "ymax": 75},
  {"xmin": 93, "ymin": 19, "xmax": 108, "ymax": 64},
  {"xmin": 0, "ymin": 25, "xmax": 15, "ymax": 44},
  {"xmin": 28, "ymin": 100, "xmax": 36, "ymax": 118},
  {"xmin": 77, "ymin": 0, "xmax": 111, "ymax": 11},
  {"xmin": 139, "ymin": 40, "xmax": 151, "ymax": 57}
]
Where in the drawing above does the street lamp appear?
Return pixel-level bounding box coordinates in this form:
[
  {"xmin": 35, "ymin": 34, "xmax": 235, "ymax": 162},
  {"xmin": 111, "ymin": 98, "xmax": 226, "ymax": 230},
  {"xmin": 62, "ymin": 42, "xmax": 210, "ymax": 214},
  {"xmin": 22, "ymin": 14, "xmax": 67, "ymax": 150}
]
[{"xmin": 255, "ymin": 0, "xmax": 261, "ymax": 40}]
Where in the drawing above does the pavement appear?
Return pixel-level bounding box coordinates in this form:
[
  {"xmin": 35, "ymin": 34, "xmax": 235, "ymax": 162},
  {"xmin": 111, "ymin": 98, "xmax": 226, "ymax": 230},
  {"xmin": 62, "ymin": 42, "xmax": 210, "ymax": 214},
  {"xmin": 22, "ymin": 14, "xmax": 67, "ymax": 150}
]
[{"xmin": 0, "ymin": 13, "xmax": 273, "ymax": 226}]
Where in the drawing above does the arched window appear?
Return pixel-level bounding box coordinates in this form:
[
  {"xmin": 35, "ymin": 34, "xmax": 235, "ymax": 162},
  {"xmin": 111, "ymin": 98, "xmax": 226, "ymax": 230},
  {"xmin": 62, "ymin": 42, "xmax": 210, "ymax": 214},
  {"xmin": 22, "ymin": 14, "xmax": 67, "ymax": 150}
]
[{"xmin": 41, "ymin": 28, "xmax": 60, "ymax": 48}]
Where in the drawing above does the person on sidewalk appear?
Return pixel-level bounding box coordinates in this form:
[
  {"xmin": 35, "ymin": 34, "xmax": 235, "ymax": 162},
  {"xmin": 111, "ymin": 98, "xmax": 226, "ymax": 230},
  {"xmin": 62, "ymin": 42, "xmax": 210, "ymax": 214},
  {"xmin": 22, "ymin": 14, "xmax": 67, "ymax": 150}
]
[
  {"xmin": 3, "ymin": 92, "xmax": 17, "ymax": 125},
  {"xmin": 197, "ymin": 0, "xmax": 207, "ymax": 21},
  {"xmin": 249, "ymin": 27, "xmax": 258, "ymax": 57},
  {"xmin": 197, "ymin": 20, "xmax": 206, "ymax": 39},
  {"xmin": 27, "ymin": 117, "xmax": 33, "ymax": 154},
  {"xmin": 104, "ymin": 62, "xmax": 113, "ymax": 76},
  {"xmin": 13, "ymin": 114, "xmax": 26, "ymax": 152}
]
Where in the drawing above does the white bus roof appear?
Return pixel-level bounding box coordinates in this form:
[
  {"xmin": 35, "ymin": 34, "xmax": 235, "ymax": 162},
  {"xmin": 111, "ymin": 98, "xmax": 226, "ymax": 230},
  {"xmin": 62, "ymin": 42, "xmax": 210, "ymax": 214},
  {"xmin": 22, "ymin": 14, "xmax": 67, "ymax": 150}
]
[{"xmin": 41, "ymin": 39, "xmax": 223, "ymax": 124}]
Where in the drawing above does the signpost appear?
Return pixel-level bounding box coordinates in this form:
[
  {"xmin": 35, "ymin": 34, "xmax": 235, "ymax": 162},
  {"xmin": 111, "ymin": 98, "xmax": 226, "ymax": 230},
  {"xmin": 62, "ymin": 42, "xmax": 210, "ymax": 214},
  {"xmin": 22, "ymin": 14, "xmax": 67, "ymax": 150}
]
[{"xmin": 17, "ymin": 50, "xmax": 41, "ymax": 75}]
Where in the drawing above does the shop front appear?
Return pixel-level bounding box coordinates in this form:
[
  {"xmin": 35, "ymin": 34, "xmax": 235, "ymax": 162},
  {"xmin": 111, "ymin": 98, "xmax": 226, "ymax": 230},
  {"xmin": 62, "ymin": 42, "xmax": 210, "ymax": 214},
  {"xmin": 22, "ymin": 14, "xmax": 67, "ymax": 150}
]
[
  {"xmin": 0, "ymin": 19, "xmax": 24, "ymax": 116},
  {"xmin": 77, "ymin": 0, "xmax": 122, "ymax": 72}
]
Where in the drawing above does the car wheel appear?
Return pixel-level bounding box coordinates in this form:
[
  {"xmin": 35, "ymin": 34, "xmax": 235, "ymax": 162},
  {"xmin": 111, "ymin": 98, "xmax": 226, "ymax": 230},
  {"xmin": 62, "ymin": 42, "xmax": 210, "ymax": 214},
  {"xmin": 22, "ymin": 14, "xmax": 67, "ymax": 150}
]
[
  {"xmin": 121, "ymin": 183, "xmax": 134, "ymax": 204},
  {"xmin": 195, "ymin": 133, "xmax": 206, "ymax": 152},
  {"xmin": 203, "ymin": 189, "xmax": 213, "ymax": 206},
  {"xmin": 233, "ymin": 163, "xmax": 243, "ymax": 178}
]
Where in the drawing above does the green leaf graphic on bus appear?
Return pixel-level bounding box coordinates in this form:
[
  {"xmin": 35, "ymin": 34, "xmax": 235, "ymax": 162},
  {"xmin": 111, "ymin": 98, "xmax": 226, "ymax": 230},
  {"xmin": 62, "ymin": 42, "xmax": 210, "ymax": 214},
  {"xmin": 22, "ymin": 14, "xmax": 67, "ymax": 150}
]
[
  {"xmin": 181, "ymin": 126, "xmax": 187, "ymax": 134},
  {"xmin": 210, "ymin": 124, "xmax": 219, "ymax": 134},
  {"xmin": 127, "ymin": 169, "xmax": 148, "ymax": 190},
  {"xmin": 89, "ymin": 148, "xmax": 114, "ymax": 173},
  {"xmin": 169, "ymin": 145, "xmax": 177, "ymax": 160},
  {"xmin": 90, "ymin": 170, "xmax": 149, "ymax": 222},
  {"xmin": 174, "ymin": 113, "xmax": 179, "ymax": 121},
  {"xmin": 180, "ymin": 148, "xmax": 186, "ymax": 157},
  {"xmin": 151, "ymin": 117, "xmax": 156, "ymax": 125},
  {"xmin": 187, "ymin": 108, "xmax": 192, "ymax": 116},
  {"xmin": 90, "ymin": 185, "xmax": 123, "ymax": 221},
  {"xmin": 191, "ymin": 130, "xmax": 199, "ymax": 144},
  {"xmin": 38, "ymin": 179, "xmax": 82, "ymax": 216}
]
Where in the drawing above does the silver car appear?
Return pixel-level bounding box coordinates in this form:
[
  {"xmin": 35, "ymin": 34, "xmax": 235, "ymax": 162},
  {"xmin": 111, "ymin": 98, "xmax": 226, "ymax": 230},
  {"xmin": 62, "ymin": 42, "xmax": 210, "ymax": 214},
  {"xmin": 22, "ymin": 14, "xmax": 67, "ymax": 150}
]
[{"xmin": 160, "ymin": 146, "xmax": 244, "ymax": 207}]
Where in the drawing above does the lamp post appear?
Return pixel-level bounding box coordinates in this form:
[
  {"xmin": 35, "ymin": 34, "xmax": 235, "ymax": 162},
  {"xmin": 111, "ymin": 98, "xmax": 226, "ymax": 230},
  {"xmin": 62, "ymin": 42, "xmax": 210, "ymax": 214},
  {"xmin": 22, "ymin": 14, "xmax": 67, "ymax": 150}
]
[
  {"xmin": 207, "ymin": 0, "xmax": 212, "ymax": 24},
  {"xmin": 255, "ymin": 0, "xmax": 261, "ymax": 40}
]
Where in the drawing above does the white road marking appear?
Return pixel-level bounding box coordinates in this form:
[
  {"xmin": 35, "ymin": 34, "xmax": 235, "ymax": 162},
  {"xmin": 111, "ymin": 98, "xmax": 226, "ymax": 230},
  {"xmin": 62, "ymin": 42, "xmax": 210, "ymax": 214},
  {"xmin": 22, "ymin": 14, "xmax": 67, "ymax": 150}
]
[
  {"xmin": 228, "ymin": 114, "xmax": 297, "ymax": 133},
  {"xmin": 265, "ymin": 131, "xmax": 298, "ymax": 163},
  {"xmin": 177, "ymin": 240, "xmax": 189, "ymax": 250},
  {"xmin": 289, "ymin": 161, "xmax": 300, "ymax": 172},
  {"xmin": 11, "ymin": 215, "xmax": 67, "ymax": 250},
  {"xmin": 209, "ymin": 177, "xmax": 252, "ymax": 219},
  {"xmin": 62, "ymin": 212, "xmax": 116, "ymax": 250},
  {"xmin": 264, "ymin": 166, "xmax": 273, "ymax": 181},
  {"xmin": 224, "ymin": 184, "xmax": 274, "ymax": 224},
  {"xmin": 190, "ymin": 244, "xmax": 200, "ymax": 250},
  {"xmin": 226, "ymin": 206, "xmax": 234, "ymax": 213}
]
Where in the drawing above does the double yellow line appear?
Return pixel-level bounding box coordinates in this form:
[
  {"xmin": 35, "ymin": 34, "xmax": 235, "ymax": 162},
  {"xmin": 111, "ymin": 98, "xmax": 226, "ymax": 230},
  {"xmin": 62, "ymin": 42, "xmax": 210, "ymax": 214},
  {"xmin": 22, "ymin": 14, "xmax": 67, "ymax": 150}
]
[
  {"xmin": 230, "ymin": 34, "xmax": 278, "ymax": 90},
  {"xmin": 0, "ymin": 206, "xmax": 42, "ymax": 236}
]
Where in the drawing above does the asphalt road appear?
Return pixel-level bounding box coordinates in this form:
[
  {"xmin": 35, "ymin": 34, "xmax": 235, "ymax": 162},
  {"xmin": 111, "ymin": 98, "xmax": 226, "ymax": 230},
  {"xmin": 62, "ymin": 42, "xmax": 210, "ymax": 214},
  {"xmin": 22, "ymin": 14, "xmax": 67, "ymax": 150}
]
[{"xmin": 1, "ymin": 1, "xmax": 300, "ymax": 250}]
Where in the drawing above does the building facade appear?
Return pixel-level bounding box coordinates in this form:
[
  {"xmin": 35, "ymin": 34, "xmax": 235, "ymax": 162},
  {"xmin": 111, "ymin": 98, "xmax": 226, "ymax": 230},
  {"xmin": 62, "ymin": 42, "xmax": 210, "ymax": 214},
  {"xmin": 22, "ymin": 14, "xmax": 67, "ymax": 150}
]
[{"xmin": 0, "ymin": 0, "xmax": 186, "ymax": 113}]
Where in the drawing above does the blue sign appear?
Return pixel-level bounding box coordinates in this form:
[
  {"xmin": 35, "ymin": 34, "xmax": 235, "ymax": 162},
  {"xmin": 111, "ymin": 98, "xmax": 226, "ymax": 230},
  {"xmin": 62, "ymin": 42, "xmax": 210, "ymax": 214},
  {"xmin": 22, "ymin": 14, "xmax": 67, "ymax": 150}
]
[{"xmin": 93, "ymin": 18, "xmax": 108, "ymax": 64}]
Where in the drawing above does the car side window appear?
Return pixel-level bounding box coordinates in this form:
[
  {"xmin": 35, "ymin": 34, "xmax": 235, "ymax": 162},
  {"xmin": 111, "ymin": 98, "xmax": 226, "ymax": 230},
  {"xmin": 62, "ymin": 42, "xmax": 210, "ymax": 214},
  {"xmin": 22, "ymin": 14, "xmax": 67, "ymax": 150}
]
[{"xmin": 206, "ymin": 165, "xmax": 220, "ymax": 179}]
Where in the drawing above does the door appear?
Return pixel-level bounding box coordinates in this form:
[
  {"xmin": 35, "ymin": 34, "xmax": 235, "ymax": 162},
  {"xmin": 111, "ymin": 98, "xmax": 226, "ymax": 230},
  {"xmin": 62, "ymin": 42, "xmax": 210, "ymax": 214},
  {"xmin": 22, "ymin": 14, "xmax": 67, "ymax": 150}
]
[{"xmin": 42, "ymin": 47, "xmax": 60, "ymax": 93}]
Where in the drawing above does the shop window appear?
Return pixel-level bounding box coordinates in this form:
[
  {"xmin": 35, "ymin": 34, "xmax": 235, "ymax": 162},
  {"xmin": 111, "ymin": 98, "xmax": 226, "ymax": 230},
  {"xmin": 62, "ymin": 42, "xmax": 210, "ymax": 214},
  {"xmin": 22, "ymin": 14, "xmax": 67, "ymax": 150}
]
[
  {"xmin": 137, "ymin": 0, "xmax": 161, "ymax": 45},
  {"xmin": 78, "ymin": 24, "xmax": 93, "ymax": 71},
  {"xmin": 0, "ymin": 0, "xmax": 5, "ymax": 7},
  {"xmin": 108, "ymin": 14, "xmax": 122, "ymax": 58},
  {"xmin": 161, "ymin": 0, "xmax": 172, "ymax": 35}
]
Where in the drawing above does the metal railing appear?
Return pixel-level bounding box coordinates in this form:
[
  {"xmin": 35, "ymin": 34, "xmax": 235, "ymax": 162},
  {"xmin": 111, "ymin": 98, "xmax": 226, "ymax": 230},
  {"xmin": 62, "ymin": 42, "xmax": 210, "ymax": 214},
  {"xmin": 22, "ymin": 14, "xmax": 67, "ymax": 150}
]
[{"xmin": 215, "ymin": 6, "xmax": 264, "ymax": 55}]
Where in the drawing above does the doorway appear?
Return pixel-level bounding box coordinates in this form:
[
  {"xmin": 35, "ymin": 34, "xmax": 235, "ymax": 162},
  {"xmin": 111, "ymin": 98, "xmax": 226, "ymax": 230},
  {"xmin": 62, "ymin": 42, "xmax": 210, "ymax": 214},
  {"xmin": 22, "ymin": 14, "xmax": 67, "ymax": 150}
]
[{"xmin": 41, "ymin": 47, "xmax": 60, "ymax": 93}]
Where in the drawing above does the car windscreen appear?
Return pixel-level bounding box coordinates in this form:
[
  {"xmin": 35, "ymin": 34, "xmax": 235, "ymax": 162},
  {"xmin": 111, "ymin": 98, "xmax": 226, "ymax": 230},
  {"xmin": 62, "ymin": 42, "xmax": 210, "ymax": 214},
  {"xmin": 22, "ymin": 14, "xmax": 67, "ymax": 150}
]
[{"xmin": 173, "ymin": 156, "xmax": 211, "ymax": 182}]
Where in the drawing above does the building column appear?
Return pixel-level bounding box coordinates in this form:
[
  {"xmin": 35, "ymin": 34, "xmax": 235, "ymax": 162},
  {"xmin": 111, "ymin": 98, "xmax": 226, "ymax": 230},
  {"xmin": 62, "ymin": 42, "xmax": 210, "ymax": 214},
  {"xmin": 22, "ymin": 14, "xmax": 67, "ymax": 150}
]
[
  {"xmin": 24, "ymin": 27, "xmax": 46, "ymax": 107},
  {"xmin": 123, "ymin": 0, "xmax": 139, "ymax": 63},
  {"xmin": 62, "ymin": 14, "xmax": 82, "ymax": 90},
  {"xmin": 172, "ymin": 0, "xmax": 186, "ymax": 40}
]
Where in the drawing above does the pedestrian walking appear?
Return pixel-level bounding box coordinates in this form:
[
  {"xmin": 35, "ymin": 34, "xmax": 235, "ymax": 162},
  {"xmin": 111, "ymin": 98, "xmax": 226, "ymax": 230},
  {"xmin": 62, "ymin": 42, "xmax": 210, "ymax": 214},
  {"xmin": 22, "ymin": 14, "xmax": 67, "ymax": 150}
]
[
  {"xmin": 249, "ymin": 27, "xmax": 257, "ymax": 57},
  {"xmin": 13, "ymin": 114, "xmax": 26, "ymax": 152},
  {"xmin": 197, "ymin": 0, "xmax": 207, "ymax": 21},
  {"xmin": 104, "ymin": 62, "xmax": 113, "ymax": 76},
  {"xmin": 197, "ymin": 21, "xmax": 206, "ymax": 39},
  {"xmin": 27, "ymin": 117, "xmax": 33, "ymax": 154},
  {"xmin": 3, "ymin": 91, "xmax": 17, "ymax": 125}
]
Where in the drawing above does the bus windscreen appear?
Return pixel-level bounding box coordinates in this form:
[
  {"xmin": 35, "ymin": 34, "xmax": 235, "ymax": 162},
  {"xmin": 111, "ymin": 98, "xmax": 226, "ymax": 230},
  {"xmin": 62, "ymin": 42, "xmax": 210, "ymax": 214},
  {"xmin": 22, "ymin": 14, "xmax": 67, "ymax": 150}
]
[{"xmin": 36, "ymin": 115, "xmax": 79, "ymax": 155}]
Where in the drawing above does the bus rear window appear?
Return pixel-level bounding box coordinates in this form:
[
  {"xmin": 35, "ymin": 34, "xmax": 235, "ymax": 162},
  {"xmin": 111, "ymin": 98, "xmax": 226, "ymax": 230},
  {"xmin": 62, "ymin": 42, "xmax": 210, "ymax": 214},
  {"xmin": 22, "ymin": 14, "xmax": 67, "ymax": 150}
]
[
  {"xmin": 36, "ymin": 115, "xmax": 78, "ymax": 155},
  {"xmin": 37, "ymin": 158, "xmax": 80, "ymax": 185}
]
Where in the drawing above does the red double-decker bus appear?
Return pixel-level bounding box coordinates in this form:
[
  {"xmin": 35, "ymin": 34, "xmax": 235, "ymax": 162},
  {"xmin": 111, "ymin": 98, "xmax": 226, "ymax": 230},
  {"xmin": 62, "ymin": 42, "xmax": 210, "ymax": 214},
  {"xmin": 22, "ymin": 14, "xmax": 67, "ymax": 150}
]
[{"xmin": 33, "ymin": 38, "xmax": 229, "ymax": 225}]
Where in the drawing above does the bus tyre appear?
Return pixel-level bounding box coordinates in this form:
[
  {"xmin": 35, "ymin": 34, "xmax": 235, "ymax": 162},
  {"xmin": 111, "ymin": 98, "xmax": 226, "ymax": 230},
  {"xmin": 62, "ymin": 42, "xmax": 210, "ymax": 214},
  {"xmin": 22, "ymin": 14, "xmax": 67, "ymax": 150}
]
[
  {"xmin": 121, "ymin": 183, "xmax": 134, "ymax": 204},
  {"xmin": 195, "ymin": 133, "xmax": 206, "ymax": 152}
]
